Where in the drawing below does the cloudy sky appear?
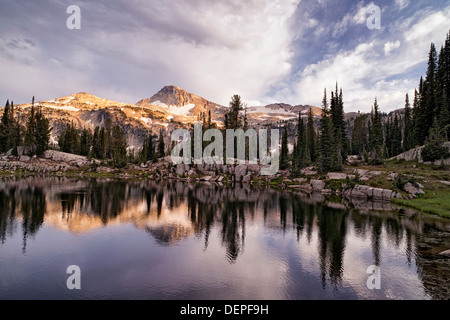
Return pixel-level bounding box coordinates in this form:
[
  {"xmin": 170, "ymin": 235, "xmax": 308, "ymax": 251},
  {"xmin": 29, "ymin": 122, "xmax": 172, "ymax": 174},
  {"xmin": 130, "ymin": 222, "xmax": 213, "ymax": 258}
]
[{"xmin": 0, "ymin": 0, "xmax": 449, "ymax": 112}]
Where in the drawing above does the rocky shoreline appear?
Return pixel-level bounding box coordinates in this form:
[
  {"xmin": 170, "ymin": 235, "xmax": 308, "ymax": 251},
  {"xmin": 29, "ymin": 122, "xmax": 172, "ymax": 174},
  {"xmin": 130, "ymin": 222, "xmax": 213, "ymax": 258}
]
[{"xmin": 0, "ymin": 149, "xmax": 431, "ymax": 203}]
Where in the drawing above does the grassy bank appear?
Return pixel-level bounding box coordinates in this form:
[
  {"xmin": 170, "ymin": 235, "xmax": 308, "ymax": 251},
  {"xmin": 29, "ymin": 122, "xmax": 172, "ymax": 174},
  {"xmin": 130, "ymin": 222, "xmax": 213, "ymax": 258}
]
[
  {"xmin": 392, "ymin": 184, "xmax": 450, "ymax": 218},
  {"xmin": 352, "ymin": 160, "xmax": 450, "ymax": 218}
]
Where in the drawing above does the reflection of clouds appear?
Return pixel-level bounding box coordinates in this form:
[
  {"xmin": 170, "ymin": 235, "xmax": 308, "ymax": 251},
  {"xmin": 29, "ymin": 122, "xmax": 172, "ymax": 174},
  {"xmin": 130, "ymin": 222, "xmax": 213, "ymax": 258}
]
[
  {"xmin": 341, "ymin": 227, "xmax": 428, "ymax": 300},
  {"xmin": 1, "ymin": 177, "xmax": 449, "ymax": 299}
]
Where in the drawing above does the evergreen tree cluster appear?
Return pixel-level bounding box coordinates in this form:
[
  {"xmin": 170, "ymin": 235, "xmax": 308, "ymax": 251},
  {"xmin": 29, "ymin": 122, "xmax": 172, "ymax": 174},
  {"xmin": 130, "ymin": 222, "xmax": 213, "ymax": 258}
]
[
  {"xmin": 410, "ymin": 31, "xmax": 450, "ymax": 155},
  {"xmin": 197, "ymin": 109, "xmax": 216, "ymax": 130},
  {"xmin": 415, "ymin": 33, "xmax": 450, "ymax": 142},
  {"xmin": 291, "ymin": 108, "xmax": 317, "ymax": 171},
  {"xmin": 140, "ymin": 128, "xmax": 166, "ymax": 163},
  {"xmin": 0, "ymin": 100, "xmax": 22, "ymax": 155},
  {"xmin": 0, "ymin": 97, "xmax": 51, "ymax": 157},
  {"xmin": 385, "ymin": 114, "xmax": 402, "ymax": 158},
  {"xmin": 59, "ymin": 118, "xmax": 130, "ymax": 168},
  {"xmin": 351, "ymin": 113, "xmax": 369, "ymax": 156},
  {"xmin": 319, "ymin": 87, "xmax": 350, "ymax": 172}
]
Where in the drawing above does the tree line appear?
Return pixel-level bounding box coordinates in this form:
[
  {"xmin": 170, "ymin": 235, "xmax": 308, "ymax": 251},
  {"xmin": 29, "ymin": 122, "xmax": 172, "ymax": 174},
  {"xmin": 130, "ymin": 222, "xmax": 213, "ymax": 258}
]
[
  {"xmin": 59, "ymin": 118, "xmax": 167, "ymax": 167},
  {"xmin": 0, "ymin": 97, "xmax": 52, "ymax": 157},
  {"xmin": 59, "ymin": 118, "xmax": 129, "ymax": 168}
]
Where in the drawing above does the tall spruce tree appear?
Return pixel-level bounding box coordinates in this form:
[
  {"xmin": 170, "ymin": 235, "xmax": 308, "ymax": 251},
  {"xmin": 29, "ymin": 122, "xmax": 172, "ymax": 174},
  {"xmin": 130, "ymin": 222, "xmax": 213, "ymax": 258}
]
[
  {"xmin": 415, "ymin": 76, "xmax": 428, "ymax": 146},
  {"xmin": 403, "ymin": 94, "xmax": 414, "ymax": 151},
  {"xmin": 293, "ymin": 113, "xmax": 305, "ymax": 169},
  {"xmin": 92, "ymin": 127, "xmax": 101, "ymax": 159},
  {"xmin": 225, "ymin": 95, "xmax": 244, "ymax": 129},
  {"xmin": 280, "ymin": 126, "xmax": 289, "ymax": 170},
  {"xmin": 330, "ymin": 84, "xmax": 348, "ymax": 162},
  {"xmin": 369, "ymin": 98, "xmax": 383, "ymax": 162},
  {"xmin": 0, "ymin": 100, "xmax": 12, "ymax": 153},
  {"xmin": 351, "ymin": 113, "xmax": 369, "ymax": 156},
  {"xmin": 389, "ymin": 114, "xmax": 402, "ymax": 157},
  {"xmin": 307, "ymin": 108, "xmax": 317, "ymax": 163},
  {"xmin": 415, "ymin": 45, "xmax": 438, "ymax": 145},
  {"xmin": 24, "ymin": 104, "xmax": 37, "ymax": 155},
  {"xmin": 110, "ymin": 125, "xmax": 127, "ymax": 168},
  {"xmin": 158, "ymin": 128, "xmax": 165, "ymax": 158},
  {"xmin": 35, "ymin": 108, "xmax": 52, "ymax": 156},
  {"xmin": 318, "ymin": 89, "xmax": 335, "ymax": 173},
  {"xmin": 80, "ymin": 128, "xmax": 93, "ymax": 157},
  {"xmin": 59, "ymin": 122, "xmax": 80, "ymax": 155}
]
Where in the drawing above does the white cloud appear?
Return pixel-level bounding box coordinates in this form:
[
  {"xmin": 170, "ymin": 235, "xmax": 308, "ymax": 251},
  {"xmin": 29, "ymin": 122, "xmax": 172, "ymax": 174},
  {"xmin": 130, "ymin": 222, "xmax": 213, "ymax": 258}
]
[
  {"xmin": 384, "ymin": 40, "xmax": 401, "ymax": 55},
  {"xmin": 332, "ymin": 2, "xmax": 374, "ymax": 38},
  {"xmin": 395, "ymin": 0, "xmax": 410, "ymax": 10},
  {"xmin": 288, "ymin": 6, "xmax": 450, "ymax": 113},
  {"xmin": 0, "ymin": 0, "xmax": 300, "ymax": 106}
]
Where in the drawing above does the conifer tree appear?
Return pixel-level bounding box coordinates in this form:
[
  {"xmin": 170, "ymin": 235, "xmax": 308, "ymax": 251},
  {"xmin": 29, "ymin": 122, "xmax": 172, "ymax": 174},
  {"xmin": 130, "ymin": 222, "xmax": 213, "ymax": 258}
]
[
  {"xmin": 99, "ymin": 127, "xmax": 106, "ymax": 159},
  {"xmin": 225, "ymin": 95, "xmax": 244, "ymax": 129},
  {"xmin": 104, "ymin": 118, "xmax": 112, "ymax": 159},
  {"xmin": 307, "ymin": 108, "xmax": 317, "ymax": 163},
  {"xmin": 24, "ymin": 104, "xmax": 37, "ymax": 155},
  {"xmin": 422, "ymin": 117, "xmax": 450, "ymax": 162},
  {"xmin": 35, "ymin": 108, "xmax": 52, "ymax": 156},
  {"xmin": 389, "ymin": 114, "xmax": 402, "ymax": 157},
  {"xmin": 369, "ymin": 98, "xmax": 383, "ymax": 162},
  {"xmin": 158, "ymin": 128, "xmax": 165, "ymax": 158},
  {"xmin": 0, "ymin": 100, "xmax": 12, "ymax": 153},
  {"xmin": 412, "ymin": 89, "xmax": 420, "ymax": 146},
  {"xmin": 80, "ymin": 128, "xmax": 93, "ymax": 157},
  {"xmin": 318, "ymin": 89, "xmax": 335, "ymax": 173},
  {"xmin": 243, "ymin": 108, "xmax": 248, "ymax": 131},
  {"xmin": 351, "ymin": 113, "xmax": 369, "ymax": 156},
  {"xmin": 439, "ymin": 92, "xmax": 449, "ymax": 140},
  {"xmin": 59, "ymin": 122, "xmax": 80, "ymax": 155},
  {"xmin": 150, "ymin": 133, "xmax": 156, "ymax": 162},
  {"xmin": 110, "ymin": 125, "xmax": 127, "ymax": 168},
  {"xmin": 92, "ymin": 127, "xmax": 101, "ymax": 159},
  {"xmin": 330, "ymin": 84, "xmax": 348, "ymax": 162},
  {"xmin": 403, "ymin": 94, "xmax": 414, "ymax": 151},
  {"xmin": 207, "ymin": 109, "xmax": 212, "ymax": 129},
  {"xmin": 293, "ymin": 113, "xmax": 304, "ymax": 169},
  {"xmin": 280, "ymin": 126, "xmax": 289, "ymax": 170}
]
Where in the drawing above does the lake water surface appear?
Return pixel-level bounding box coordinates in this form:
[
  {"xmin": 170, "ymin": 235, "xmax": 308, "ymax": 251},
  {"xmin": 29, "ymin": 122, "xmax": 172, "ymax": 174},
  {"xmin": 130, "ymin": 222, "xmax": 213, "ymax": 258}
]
[{"xmin": 0, "ymin": 177, "xmax": 449, "ymax": 300}]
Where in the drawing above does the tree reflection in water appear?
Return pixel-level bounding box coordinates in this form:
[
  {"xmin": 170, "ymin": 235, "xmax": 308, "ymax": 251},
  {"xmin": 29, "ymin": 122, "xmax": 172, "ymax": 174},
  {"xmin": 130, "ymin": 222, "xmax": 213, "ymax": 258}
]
[{"xmin": 0, "ymin": 177, "xmax": 449, "ymax": 298}]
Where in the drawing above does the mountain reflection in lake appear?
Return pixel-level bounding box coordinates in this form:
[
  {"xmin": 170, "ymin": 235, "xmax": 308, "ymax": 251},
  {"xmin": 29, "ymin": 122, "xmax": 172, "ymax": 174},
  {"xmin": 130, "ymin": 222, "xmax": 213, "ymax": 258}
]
[{"xmin": 0, "ymin": 177, "xmax": 449, "ymax": 300}]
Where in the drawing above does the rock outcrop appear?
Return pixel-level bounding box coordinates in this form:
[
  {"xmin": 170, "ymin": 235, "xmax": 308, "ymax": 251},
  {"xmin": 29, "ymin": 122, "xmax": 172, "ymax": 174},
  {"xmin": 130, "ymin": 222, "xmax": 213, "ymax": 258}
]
[
  {"xmin": 0, "ymin": 150, "xmax": 96, "ymax": 173},
  {"xmin": 343, "ymin": 185, "xmax": 403, "ymax": 201},
  {"xmin": 395, "ymin": 142, "xmax": 450, "ymax": 165}
]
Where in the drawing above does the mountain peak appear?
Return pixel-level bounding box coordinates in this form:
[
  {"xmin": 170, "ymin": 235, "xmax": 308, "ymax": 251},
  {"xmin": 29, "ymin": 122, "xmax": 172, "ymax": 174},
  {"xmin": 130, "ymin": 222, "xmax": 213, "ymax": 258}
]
[
  {"xmin": 136, "ymin": 86, "xmax": 224, "ymax": 118},
  {"xmin": 153, "ymin": 85, "xmax": 194, "ymax": 100},
  {"xmin": 161, "ymin": 85, "xmax": 183, "ymax": 91}
]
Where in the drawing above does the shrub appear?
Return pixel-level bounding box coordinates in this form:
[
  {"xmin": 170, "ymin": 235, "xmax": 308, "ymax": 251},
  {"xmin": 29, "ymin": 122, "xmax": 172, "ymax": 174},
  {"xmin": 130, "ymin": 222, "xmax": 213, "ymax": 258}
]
[
  {"xmin": 421, "ymin": 142, "xmax": 450, "ymax": 162},
  {"xmin": 392, "ymin": 174, "xmax": 417, "ymax": 191},
  {"xmin": 369, "ymin": 157, "xmax": 384, "ymax": 165}
]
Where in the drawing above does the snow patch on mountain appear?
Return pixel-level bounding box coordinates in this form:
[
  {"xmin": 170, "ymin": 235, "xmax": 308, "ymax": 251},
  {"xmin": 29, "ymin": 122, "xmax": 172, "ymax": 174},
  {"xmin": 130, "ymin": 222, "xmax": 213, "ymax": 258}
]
[
  {"xmin": 247, "ymin": 106, "xmax": 296, "ymax": 115},
  {"xmin": 140, "ymin": 117, "xmax": 153, "ymax": 126},
  {"xmin": 152, "ymin": 101, "xmax": 195, "ymax": 117},
  {"xmin": 43, "ymin": 105, "xmax": 80, "ymax": 112}
]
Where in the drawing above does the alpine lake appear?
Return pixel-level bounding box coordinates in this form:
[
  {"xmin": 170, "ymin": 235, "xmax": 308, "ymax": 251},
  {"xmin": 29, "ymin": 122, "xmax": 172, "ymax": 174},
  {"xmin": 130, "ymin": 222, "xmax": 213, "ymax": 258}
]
[{"xmin": 0, "ymin": 176, "xmax": 449, "ymax": 300}]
